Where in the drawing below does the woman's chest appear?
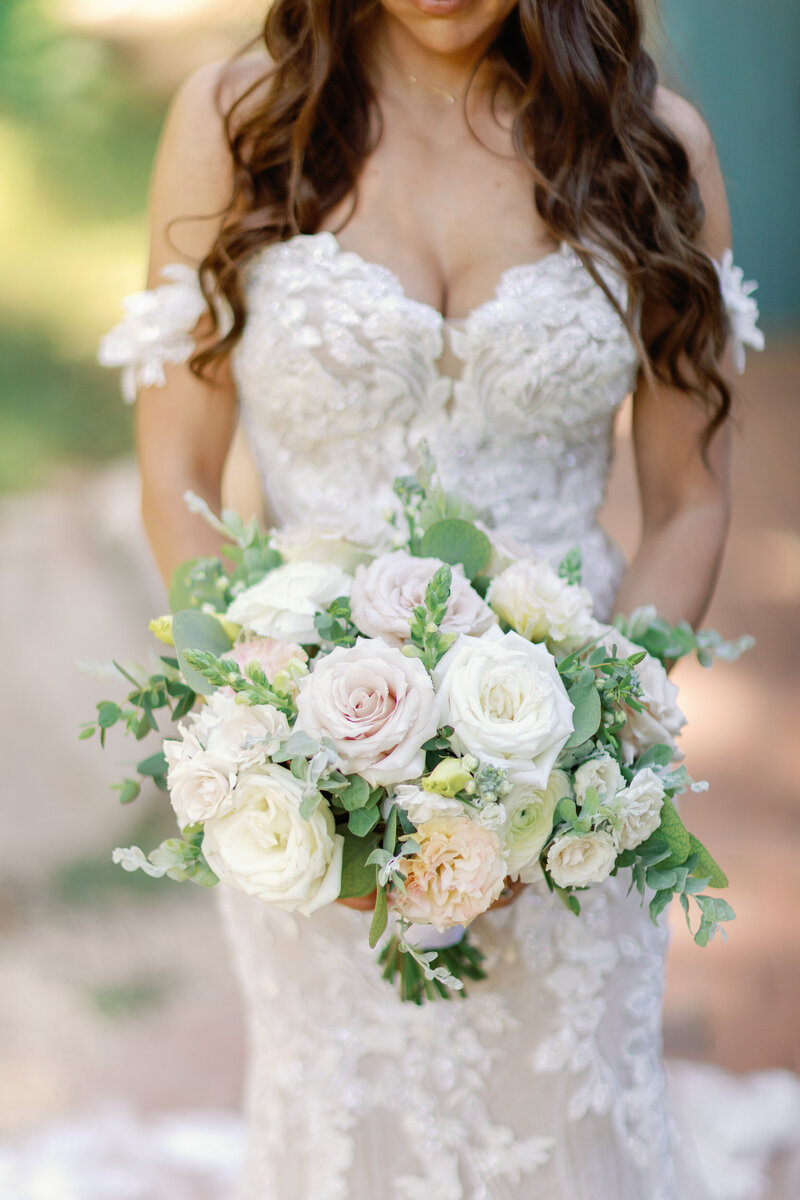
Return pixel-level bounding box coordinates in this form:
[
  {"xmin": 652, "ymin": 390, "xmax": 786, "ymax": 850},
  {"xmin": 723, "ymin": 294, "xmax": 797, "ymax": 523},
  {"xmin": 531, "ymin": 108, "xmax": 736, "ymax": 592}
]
[{"xmin": 231, "ymin": 232, "xmax": 642, "ymax": 451}]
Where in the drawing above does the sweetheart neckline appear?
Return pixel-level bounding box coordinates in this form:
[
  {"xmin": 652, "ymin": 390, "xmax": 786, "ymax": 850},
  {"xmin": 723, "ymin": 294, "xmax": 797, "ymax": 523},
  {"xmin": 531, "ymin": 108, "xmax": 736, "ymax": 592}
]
[{"xmin": 265, "ymin": 230, "xmax": 577, "ymax": 325}]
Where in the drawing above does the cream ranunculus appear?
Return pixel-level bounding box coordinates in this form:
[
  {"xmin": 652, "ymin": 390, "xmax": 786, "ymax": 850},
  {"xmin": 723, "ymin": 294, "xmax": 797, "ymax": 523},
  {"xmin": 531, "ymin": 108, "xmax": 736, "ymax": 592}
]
[
  {"xmin": 433, "ymin": 626, "xmax": 574, "ymax": 789},
  {"xmin": 202, "ymin": 764, "xmax": 343, "ymax": 915},
  {"xmin": 349, "ymin": 550, "xmax": 496, "ymax": 646},
  {"xmin": 546, "ymin": 830, "xmax": 617, "ymax": 888},
  {"xmin": 503, "ymin": 769, "xmax": 571, "ymax": 882},
  {"xmin": 392, "ymin": 817, "xmax": 507, "ymax": 931},
  {"xmin": 294, "ymin": 638, "xmax": 438, "ymax": 786},
  {"xmin": 597, "ymin": 626, "xmax": 686, "ymax": 763},
  {"xmin": 611, "ymin": 766, "xmax": 666, "ymax": 851},
  {"xmin": 165, "ymin": 746, "xmax": 237, "ymax": 830},
  {"xmin": 225, "ymin": 561, "xmax": 353, "ymax": 644},
  {"xmin": 573, "ymin": 753, "xmax": 623, "ymax": 805},
  {"xmin": 486, "ymin": 557, "xmax": 595, "ymax": 648}
]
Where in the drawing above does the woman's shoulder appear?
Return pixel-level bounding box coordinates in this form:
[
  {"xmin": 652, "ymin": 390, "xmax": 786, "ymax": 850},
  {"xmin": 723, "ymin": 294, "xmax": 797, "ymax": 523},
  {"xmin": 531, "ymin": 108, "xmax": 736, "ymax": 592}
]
[
  {"xmin": 652, "ymin": 84, "xmax": 716, "ymax": 174},
  {"xmin": 147, "ymin": 53, "xmax": 274, "ymax": 266}
]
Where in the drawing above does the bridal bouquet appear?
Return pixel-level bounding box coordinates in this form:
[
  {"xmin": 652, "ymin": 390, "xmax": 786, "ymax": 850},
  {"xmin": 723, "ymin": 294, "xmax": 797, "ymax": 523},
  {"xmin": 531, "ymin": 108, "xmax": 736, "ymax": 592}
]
[{"xmin": 83, "ymin": 455, "xmax": 749, "ymax": 1002}]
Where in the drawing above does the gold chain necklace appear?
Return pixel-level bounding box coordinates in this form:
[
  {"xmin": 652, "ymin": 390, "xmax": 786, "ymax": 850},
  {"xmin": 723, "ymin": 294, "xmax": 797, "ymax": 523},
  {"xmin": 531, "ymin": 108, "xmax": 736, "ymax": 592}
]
[{"xmin": 404, "ymin": 72, "xmax": 462, "ymax": 106}]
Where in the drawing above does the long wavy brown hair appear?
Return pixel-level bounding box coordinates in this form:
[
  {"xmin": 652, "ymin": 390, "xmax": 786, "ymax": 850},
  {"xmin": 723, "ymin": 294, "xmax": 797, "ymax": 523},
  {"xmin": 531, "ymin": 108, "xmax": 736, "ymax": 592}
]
[{"xmin": 192, "ymin": 0, "xmax": 732, "ymax": 445}]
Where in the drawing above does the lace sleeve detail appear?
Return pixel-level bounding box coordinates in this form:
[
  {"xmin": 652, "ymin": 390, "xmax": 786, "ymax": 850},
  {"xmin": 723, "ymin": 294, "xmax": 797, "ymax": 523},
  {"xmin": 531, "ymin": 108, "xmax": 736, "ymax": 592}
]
[
  {"xmin": 97, "ymin": 263, "xmax": 209, "ymax": 403},
  {"xmin": 712, "ymin": 248, "xmax": 765, "ymax": 374}
]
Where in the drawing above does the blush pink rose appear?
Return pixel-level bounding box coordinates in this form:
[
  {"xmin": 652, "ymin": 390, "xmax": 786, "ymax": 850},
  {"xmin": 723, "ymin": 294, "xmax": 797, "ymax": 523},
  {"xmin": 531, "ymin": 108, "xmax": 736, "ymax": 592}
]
[
  {"xmin": 393, "ymin": 817, "xmax": 507, "ymax": 931},
  {"xmin": 221, "ymin": 637, "xmax": 308, "ymax": 698}
]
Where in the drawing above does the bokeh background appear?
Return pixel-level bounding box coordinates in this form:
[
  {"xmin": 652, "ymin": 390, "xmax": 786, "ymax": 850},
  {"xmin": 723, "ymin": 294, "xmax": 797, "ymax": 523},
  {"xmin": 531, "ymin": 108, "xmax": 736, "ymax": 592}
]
[{"xmin": 1, "ymin": 0, "xmax": 798, "ymax": 1192}]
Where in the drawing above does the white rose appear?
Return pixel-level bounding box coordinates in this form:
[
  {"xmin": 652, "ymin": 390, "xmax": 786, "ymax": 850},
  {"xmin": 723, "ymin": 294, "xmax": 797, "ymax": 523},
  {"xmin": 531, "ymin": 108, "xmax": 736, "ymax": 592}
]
[
  {"xmin": 433, "ymin": 626, "xmax": 574, "ymax": 789},
  {"xmin": 503, "ymin": 769, "xmax": 571, "ymax": 881},
  {"xmin": 486, "ymin": 557, "xmax": 595, "ymax": 648},
  {"xmin": 573, "ymin": 753, "xmax": 623, "ymax": 804},
  {"xmin": 202, "ymin": 764, "xmax": 343, "ymax": 915},
  {"xmin": 272, "ymin": 523, "xmax": 382, "ymax": 573},
  {"xmin": 597, "ymin": 626, "xmax": 686, "ymax": 763},
  {"xmin": 226, "ymin": 561, "xmax": 353, "ymax": 644},
  {"xmin": 294, "ymin": 638, "xmax": 438, "ymax": 786},
  {"xmin": 167, "ymin": 748, "xmax": 237, "ymax": 830},
  {"xmin": 350, "ymin": 550, "xmax": 496, "ymax": 646},
  {"xmin": 392, "ymin": 783, "xmax": 465, "ymax": 826},
  {"xmin": 612, "ymin": 766, "xmax": 666, "ymax": 851},
  {"xmin": 546, "ymin": 830, "xmax": 617, "ymax": 888}
]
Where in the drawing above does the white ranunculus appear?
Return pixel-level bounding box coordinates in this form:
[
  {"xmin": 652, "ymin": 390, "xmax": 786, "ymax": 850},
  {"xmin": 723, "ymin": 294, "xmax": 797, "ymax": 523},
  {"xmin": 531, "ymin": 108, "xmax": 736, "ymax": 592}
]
[
  {"xmin": 502, "ymin": 769, "xmax": 571, "ymax": 881},
  {"xmin": 202, "ymin": 764, "xmax": 343, "ymax": 915},
  {"xmin": 573, "ymin": 753, "xmax": 623, "ymax": 805},
  {"xmin": 167, "ymin": 748, "xmax": 237, "ymax": 830},
  {"xmin": 597, "ymin": 626, "xmax": 686, "ymax": 763},
  {"xmin": 486, "ymin": 557, "xmax": 595, "ymax": 648},
  {"xmin": 226, "ymin": 561, "xmax": 353, "ymax": 644},
  {"xmin": 350, "ymin": 550, "xmax": 496, "ymax": 646},
  {"xmin": 433, "ymin": 626, "xmax": 574, "ymax": 789},
  {"xmin": 392, "ymin": 783, "xmax": 465, "ymax": 827},
  {"xmin": 294, "ymin": 638, "xmax": 438, "ymax": 786},
  {"xmin": 272, "ymin": 523, "xmax": 382, "ymax": 573},
  {"xmin": 546, "ymin": 830, "xmax": 617, "ymax": 888},
  {"xmin": 612, "ymin": 766, "xmax": 666, "ymax": 851}
]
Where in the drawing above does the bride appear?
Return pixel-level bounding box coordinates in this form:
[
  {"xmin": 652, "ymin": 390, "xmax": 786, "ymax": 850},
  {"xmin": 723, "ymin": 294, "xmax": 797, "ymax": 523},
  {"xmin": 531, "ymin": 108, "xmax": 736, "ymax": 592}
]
[{"xmin": 99, "ymin": 0, "xmax": 773, "ymax": 1196}]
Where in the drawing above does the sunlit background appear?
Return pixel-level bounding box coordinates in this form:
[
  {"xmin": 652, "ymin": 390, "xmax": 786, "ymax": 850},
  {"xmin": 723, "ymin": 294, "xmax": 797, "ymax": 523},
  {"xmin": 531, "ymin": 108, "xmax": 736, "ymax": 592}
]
[{"xmin": 1, "ymin": 0, "xmax": 798, "ymax": 1188}]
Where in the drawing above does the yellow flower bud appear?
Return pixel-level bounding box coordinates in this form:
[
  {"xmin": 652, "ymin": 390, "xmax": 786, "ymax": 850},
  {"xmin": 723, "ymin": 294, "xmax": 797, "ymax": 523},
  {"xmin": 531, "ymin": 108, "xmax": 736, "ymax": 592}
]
[
  {"xmin": 421, "ymin": 757, "xmax": 474, "ymax": 797},
  {"xmin": 148, "ymin": 615, "xmax": 174, "ymax": 645}
]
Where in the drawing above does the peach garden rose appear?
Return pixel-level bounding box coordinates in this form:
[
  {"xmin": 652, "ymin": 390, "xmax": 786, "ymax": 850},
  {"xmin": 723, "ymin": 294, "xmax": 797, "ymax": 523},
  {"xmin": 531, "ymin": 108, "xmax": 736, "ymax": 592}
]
[{"xmin": 393, "ymin": 817, "xmax": 508, "ymax": 932}]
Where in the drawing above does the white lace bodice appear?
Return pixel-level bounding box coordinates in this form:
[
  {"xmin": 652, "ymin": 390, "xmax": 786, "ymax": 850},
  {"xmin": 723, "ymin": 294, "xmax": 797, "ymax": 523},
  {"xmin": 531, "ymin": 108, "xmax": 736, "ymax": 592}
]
[{"xmin": 99, "ymin": 233, "xmax": 764, "ymax": 618}]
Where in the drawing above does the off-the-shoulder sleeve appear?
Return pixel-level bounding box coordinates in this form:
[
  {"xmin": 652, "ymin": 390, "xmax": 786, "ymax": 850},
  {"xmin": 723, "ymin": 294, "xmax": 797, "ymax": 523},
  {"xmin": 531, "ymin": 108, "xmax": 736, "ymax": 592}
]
[
  {"xmin": 711, "ymin": 248, "xmax": 765, "ymax": 374},
  {"xmin": 97, "ymin": 263, "xmax": 209, "ymax": 403}
]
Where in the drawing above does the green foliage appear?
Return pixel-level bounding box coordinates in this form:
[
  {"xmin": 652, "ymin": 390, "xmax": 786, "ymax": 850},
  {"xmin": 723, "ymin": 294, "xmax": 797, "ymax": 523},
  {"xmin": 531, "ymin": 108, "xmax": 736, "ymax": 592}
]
[
  {"xmin": 557, "ymin": 547, "xmax": 583, "ymax": 587},
  {"xmin": 613, "ymin": 607, "xmax": 754, "ymax": 669},
  {"xmin": 369, "ymin": 885, "xmax": 389, "ymax": 948},
  {"xmin": 418, "ymin": 518, "xmax": 491, "ymax": 581},
  {"xmin": 687, "ymin": 833, "xmax": 728, "ymax": 889},
  {"xmin": 172, "ymin": 610, "xmax": 233, "ymax": 696},
  {"xmin": 564, "ymin": 679, "xmax": 602, "ymax": 747},
  {"xmin": 377, "ymin": 930, "xmax": 487, "ymax": 1004},
  {"xmin": 181, "ymin": 652, "xmax": 296, "ymax": 718},
  {"xmin": 314, "ymin": 596, "xmax": 358, "ymax": 648},
  {"xmin": 168, "ymin": 557, "xmax": 230, "ymax": 614},
  {"xmin": 338, "ymin": 830, "xmax": 379, "ymax": 899},
  {"xmin": 405, "ymin": 564, "xmax": 457, "ymax": 670}
]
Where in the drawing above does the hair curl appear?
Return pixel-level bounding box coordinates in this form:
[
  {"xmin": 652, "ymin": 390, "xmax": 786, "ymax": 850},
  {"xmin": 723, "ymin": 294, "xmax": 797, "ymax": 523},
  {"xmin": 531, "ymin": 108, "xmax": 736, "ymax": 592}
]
[{"xmin": 192, "ymin": 0, "xmax": 732, "ymax": 446}]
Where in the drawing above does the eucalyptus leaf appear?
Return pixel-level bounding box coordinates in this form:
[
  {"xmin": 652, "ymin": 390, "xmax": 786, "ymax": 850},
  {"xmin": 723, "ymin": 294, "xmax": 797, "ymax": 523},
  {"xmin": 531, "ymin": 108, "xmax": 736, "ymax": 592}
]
[
  {"xmin": 349, "ymin": 806, "xmax": 381, "ymax": 837},
  {"xmin": 417, "ymin": 519, "xmax": 491, "ymax": 580},
  {"xmin": 564, "ymin": 681, "xmax": 602, "ymax": 747},
  {"xmin": 172, "ymin": 610, "xmax": 233, "ymax": 695},
  {"xmin": 688, "ymin": 834, "xmax": 729, "ymax": 889},
  {"xmin": 339, "ymin": 775, "xmax": 372, "ymax": 812}
]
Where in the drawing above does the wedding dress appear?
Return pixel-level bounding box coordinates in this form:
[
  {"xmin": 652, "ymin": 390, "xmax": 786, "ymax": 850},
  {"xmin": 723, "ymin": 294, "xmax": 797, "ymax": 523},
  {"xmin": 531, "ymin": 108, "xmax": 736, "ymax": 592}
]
[{"xmin": 88, "ymin": 231, "xmax": 792, "ymax": 1200}]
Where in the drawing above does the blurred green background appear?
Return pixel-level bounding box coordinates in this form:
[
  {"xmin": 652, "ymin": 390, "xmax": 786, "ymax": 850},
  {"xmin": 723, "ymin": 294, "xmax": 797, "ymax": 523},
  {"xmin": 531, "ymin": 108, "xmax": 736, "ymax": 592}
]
[{"xmin": 0, "ymin": 0, "xmax": 797, "ymax": 498}]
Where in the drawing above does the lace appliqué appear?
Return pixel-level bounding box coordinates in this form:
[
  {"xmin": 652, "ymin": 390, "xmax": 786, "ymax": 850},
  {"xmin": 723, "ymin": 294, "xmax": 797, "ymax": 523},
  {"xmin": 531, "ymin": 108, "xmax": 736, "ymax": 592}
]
[
  {"xmin": 219, "ymin": 889, "xmax": 553, "ymax": 1200},
  {"xmin": 523, "ymin": 875, "xmax": 675, "ymax": 1196},
  {"xmin": 712, "ymin": 249, "xmax": 765, "ymax": 373},
  {"xmin": 98, "ymin": 263, "xmax": 226, "ymax": 403}
]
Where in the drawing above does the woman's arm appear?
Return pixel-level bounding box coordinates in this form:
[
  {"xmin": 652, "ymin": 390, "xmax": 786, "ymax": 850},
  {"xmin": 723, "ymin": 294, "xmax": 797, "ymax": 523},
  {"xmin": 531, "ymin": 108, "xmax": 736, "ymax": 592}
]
[
  {"xmin": 612, "ymin": 90, "xmax": 737, "ymax": 629},
  {"xmin": 136, "ymin": 61, "xmax": 257, "ymax": 587}
]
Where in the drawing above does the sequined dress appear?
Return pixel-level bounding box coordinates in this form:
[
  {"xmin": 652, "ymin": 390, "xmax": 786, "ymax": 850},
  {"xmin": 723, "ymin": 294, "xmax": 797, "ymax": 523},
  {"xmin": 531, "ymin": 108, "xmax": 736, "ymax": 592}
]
[{"xmin": 97, "ymin": 232, "xmax": 772, "ymax": 1200}]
